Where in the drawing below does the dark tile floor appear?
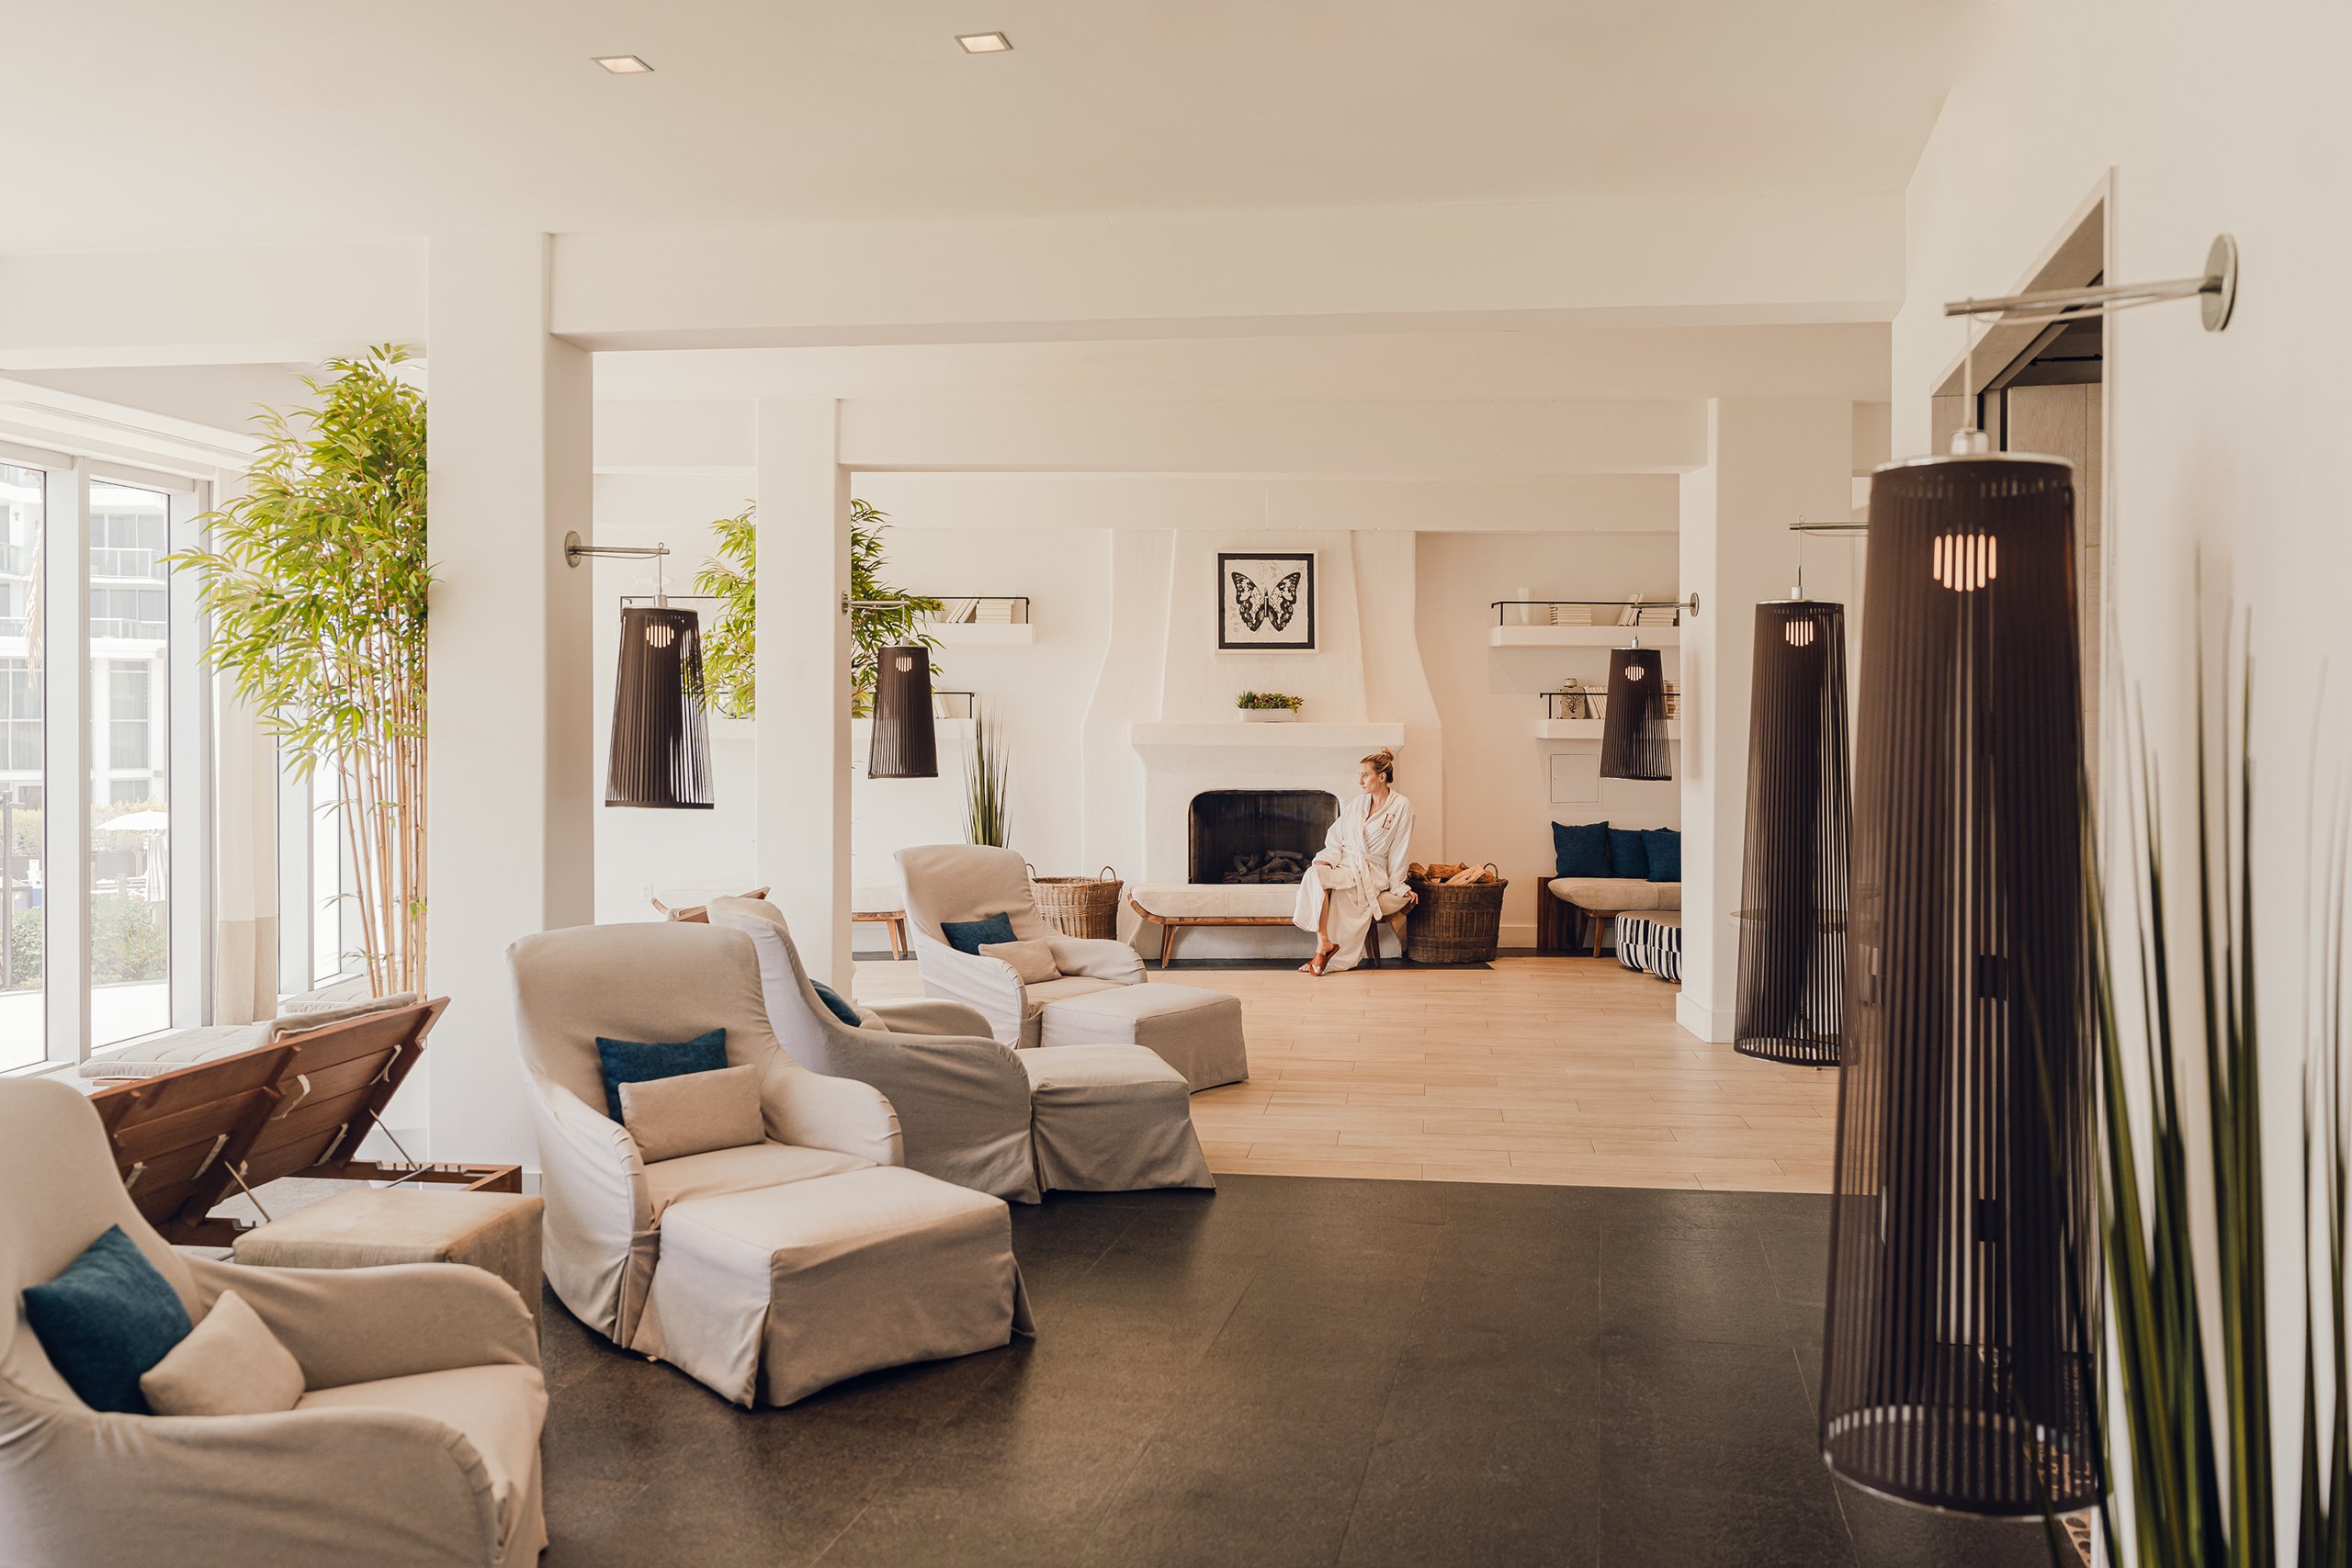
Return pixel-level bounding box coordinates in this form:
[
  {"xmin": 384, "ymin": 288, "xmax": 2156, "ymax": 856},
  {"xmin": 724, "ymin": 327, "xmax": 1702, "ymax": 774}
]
[{"xmin": 537, "ymin": 1176, "xmax": 2056, "ymax": 1568}]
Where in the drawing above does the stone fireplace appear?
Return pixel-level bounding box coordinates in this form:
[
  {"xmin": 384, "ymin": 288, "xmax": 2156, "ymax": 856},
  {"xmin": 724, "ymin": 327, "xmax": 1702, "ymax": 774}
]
[{"xmin": 1188, "ymin": 789, "xmax": 1338, "ymax": 884}]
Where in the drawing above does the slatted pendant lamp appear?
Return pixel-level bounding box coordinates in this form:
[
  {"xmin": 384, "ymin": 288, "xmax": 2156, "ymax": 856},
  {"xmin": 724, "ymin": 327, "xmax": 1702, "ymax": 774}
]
[
  {"xmin": 867, "ymin": 645, "xmax": 939, "ymax": 779},
  {"xmin": 1818, "ymin": 451, "xmax": 2095, "ymax": 1516},
  {"xmin": 1598, "ymin": 645, "xmax": 1671, "ymax": 781},
  {"xmin": 606, "ymin": 604, "xmax": 714, "ymax": 809},
  {"xmin": 1732, "ymin": 600, "xmax": 1849, "ymax": 1067}
]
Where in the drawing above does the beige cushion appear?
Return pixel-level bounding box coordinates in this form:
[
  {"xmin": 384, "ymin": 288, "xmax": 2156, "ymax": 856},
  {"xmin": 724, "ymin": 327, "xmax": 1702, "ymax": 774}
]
[
  {"xmin": 1023, "ymin": 975, "xmax": 1123, "ymax": 1007},
  {"xmin": 979, "ymin": 938, "xmax": 1060, "ymax": 985},
  {"xmin": 139, "ymin": 1290, "xmax": 305, "ymax": 1417},
  {"xmin": 1546, "ymin": 876, "xmax": 1681, "ymax": 913},
  {"xmin": 232, "ymin": 1188, "xmax": 548, "ymax": 1327},
  {"xmin": 78, "ymin": 1022, "xmax": 270, "ymax": 1080},
  {"xmin": 620, "ymin": 1063, "xmax": 764, "ymax": 1162},
  {"xmin": 1035, "ymin": 981, "xmax": 1250, "ymax": 1091},
  {"xmin": 643, "ymin": 1141, "xmax": 871, "ymax": 1219},
  {"xmin": 299, "ymin": 1364, "xmax": 547, "ymax": 1549},
  {"xmin": 271, "ymin": 989, "xmax": 418, "ymax": 1033}
]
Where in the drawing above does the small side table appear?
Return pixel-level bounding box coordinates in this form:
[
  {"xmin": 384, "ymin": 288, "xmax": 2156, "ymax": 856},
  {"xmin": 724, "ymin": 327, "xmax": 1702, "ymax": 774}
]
[
  {"xmin": 853, "ymin": 908, "xmax": 910, "ymax": 959},
  {"xmin": 233, "ymin": 1188, "xmax": 546, "ymax": 1327}
]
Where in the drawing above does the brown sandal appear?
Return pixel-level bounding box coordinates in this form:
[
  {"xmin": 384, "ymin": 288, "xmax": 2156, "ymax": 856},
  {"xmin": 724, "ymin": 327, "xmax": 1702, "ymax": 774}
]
[{"xmin": 1303, "ymin": 942, "xmax": 1339, "ymax": 976}]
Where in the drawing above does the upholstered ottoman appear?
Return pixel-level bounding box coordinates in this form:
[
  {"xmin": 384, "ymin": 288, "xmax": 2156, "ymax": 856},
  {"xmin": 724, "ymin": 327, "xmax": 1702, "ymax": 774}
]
[
  {"xmin": 1018, "ymin": 1044, "xmax": 1215, "ymax": 1192},
  {"xmin": 1612, "ymin": 912, "xmax": 1684, "ymax": 984},
  {"xmin": 644, "ymin": 1166, "xmax": 1029, "ymax": 1407},
  {"xmin": 1035, "ymin": 982, "xmax": 1249, "ymax": 1091},
  {"xmin": 233, "ymin": 1187, "xmax": 546, "ymax": 1325}
]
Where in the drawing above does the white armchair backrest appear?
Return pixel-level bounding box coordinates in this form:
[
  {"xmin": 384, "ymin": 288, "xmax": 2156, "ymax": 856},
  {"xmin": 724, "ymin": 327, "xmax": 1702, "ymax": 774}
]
[
  {"xmin": 707, "ymin": 897, "xmax": 867, "ymax": 1074},
  {"xmin": 507, "ymin": 922, "xmax": 790, "ymax": 1118},
  {"xmin": 0, "ymin": 1079, "xmax": 199, "ymax": 1406},
  {"xmin": 895, "ymin": 844, "xmax": 1051, "ymax": 947}
]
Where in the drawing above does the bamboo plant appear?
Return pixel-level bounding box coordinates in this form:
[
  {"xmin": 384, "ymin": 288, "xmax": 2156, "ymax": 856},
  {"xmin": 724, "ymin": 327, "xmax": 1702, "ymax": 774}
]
[
  {"xmin": 695, "ymin": 498, "xmax": 941, "ymax": 719},
  {"xmin": 171, "ymin": 345, "xmax": 428, "ymax": 995},
  {"xmin": 2077, "ymin": 646, "xmax": 2352, "ymax": 1565}
]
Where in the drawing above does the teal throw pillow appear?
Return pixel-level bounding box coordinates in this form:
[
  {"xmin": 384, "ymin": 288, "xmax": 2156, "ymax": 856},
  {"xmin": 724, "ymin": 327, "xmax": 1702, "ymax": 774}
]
[
  {"xmin": 1551, "ymin": 821, "xmax": 1611, "ymax": 880},
  {"xmin": 1608, "ymin": 828, "xmax": 1651, "ymax": 880},
  {"xmin": 594, "ymin": 1028, "xmax": 729, "ymax": 1122},
  {"xmin": 941, "ymin": 911, "xmax": 1019, "ymax": 954},
  {"xmin": 22, "ymin": 1224, "xmax": 193, "ymax": 1415},
  {"xmin": 809, "ymin": 980, "xmax": 864, "ymax": 1028},
  {"xmin": 1643, "ymin": 828, "xmax": 1682, "ymax": 883}
]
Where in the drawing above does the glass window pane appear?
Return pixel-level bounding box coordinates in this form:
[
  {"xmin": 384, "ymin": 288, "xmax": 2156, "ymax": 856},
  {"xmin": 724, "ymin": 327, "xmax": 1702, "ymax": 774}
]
[
  {"xmin": 89, "ymin": 480, "xmax": 167, "ymax": 1048},
  {"xmin": 0, "ymin": 465, "xmax": 40, "ymax": 1070}
]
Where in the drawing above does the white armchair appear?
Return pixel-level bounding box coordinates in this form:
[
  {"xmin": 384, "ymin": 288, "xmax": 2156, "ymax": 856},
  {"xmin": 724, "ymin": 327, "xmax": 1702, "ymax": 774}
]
[
  {"xmin": 897, "ymin": 845, "xmax": 1251, "ymax": 1090},
  {"xmin": 0, "ymin": 1078, "xmax": 548, "ymax": 1567},
  {"xmin": 710, "ymin": 897, "xmax": 1213, "ymax": 1201},
  {"xmin": 507, "ymin": 921, "xmax": 1030, "ymax": 1407}
]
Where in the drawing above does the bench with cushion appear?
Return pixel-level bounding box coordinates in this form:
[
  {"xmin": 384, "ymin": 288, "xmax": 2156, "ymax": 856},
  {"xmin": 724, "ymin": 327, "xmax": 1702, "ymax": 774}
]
[{"xmin": 1541, "ymin": 820, "xmax": 1683, "ymax": 957}]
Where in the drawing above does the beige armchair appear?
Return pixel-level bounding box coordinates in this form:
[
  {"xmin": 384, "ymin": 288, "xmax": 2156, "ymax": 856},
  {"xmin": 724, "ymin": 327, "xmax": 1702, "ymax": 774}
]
[
  {"xmin": 709, "ymin": 897, "xmax": 1213, "ymax": 1201},
  {"xmin": 897, "ymin": 844, "xmax": 1251, "ymax": 1090},
  {"xmin": 507, "ymin": 921, "xmax": 1031, "ymax": 1407},
  {"xmin": 0, "ymin": 1078, "xmax": 547, "ymax": 1568}
]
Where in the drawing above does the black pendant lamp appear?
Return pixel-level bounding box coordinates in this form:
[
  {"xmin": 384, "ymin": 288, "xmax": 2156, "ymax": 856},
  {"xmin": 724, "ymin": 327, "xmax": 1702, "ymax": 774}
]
[
  {"xmin": 1733, "ymin": 601, "xmax": 1850, "ymax": 1067},
  {"xmin": 868, "ymin": 646, "xmax": 939, "ymax": 779},
  {"xmin": 1818, "ymin": 451, "xmax": 2094, "ymax": 1516},
  {"xmin": 1598, "ymin": 644, "xmax": 1671, "ymax": 781},
  {"xmin": 606, "ymin": 603, "xmax": 714, "ymax": 809}
]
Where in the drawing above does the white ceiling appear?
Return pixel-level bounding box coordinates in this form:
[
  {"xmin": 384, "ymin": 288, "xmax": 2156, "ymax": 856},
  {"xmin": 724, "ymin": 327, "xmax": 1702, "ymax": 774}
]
[{"xmin": 6, "ymin": 0, "xmax": 1966, "ymax": 253}]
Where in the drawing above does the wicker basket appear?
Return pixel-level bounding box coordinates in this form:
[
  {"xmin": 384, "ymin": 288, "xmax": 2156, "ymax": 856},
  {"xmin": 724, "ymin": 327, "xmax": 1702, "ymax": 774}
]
[
  {"xmin": 1404, "ymin": 865, "xmax": 1508, "ymax": 964},
  {"xmin": 1028, "ymin": 864, "xmax": 1124, "ymax": 940}
]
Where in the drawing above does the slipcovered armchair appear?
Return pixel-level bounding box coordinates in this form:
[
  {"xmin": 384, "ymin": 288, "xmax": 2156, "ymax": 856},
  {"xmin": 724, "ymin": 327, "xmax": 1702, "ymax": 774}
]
[
  {"xmin": 508, "ymin": 921, "xmax": 1030, "ymax": 1407},
  {"xmin": 0, "ymin": 1078, "xmax": 547, "ymax": 1568},
  {"xmin": 897, "ymin": 844, "xmax": 1251, "ymax": 1090},
  {"xmin": 709, "ymin": 897, "xmax": 1214, "ymax": 1201}
]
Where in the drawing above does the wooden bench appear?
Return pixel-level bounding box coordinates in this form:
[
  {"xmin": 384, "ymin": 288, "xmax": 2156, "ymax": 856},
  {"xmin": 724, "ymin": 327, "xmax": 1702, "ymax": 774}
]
[
  {"xmin": 87, "ymin": 998, "xmax": 522, "ymax": 1247},
  {"xmin": 1129, "ymin": 896, "xmax": 1408, "ymax": 969}
]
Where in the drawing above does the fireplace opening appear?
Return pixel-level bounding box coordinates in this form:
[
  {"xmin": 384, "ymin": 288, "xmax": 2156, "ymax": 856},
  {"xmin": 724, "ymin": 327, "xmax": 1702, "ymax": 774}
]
[{"xmin": 1189, "ymin": 790, "xmax": 1339, "ymax": 884}]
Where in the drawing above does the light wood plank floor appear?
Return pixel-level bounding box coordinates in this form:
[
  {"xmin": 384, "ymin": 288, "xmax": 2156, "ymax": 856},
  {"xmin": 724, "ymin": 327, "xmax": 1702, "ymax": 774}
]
[{"xmin": 852, "ymin": 956, "xmax": 1838, "ymax": 1192}]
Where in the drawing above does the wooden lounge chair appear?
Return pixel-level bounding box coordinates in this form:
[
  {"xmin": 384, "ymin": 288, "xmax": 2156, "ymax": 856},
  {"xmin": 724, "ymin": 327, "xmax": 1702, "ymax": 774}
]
[{"xmin": 85, "ymin": 998, "xmax": 520, "ymax": 1245}]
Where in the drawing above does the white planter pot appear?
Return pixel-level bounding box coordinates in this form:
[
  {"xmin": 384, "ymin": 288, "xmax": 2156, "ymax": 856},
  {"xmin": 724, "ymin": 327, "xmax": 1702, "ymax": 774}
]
[{"xmin": 1238, "ymin": 708, "xmax": 1299, "ymax": 723}]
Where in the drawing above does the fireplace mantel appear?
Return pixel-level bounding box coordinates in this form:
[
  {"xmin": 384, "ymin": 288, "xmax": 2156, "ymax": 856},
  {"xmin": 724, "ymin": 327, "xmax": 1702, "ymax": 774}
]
[{"xmin": 1129, "ymin": 721, "xmax": 1406, "ymax": 750}]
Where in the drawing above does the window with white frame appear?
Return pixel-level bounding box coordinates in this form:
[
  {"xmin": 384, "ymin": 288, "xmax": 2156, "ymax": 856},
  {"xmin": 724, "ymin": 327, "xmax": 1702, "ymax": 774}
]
[{"xmin": 0, "ymin": 453, "xmax": 208, "ymax": 1072}]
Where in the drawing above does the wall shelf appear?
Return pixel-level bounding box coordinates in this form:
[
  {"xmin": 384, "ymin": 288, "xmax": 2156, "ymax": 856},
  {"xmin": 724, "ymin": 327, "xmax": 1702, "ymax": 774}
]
[
  {"xmin": 1131, "ymin": 721, "xmax": 1405, "ymax": 750},
  {"xmin": 1489, "ymin": 625, "xmax": 1679, "ymax": 649},
  {"xmin": 926, "ymin": 622, "xmax": 1035, "ymax": 645},
  {"xmin": 1535, "ymin": 718, "xmax": 1680, "ymax": 741}
]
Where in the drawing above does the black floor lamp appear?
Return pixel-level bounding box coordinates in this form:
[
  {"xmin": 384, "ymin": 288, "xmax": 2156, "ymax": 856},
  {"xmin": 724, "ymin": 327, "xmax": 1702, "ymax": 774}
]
[
  {"xmin": 1817, "ymin": 451, "xmax": 2095, "ymax": 1516},
  {"xmin": 1732, "ymin": 599, "xmax": 1849, "ymax": 1067}
]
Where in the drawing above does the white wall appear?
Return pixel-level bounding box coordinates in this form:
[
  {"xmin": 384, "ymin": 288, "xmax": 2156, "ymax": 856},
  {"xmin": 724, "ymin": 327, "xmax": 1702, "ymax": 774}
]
[
  {"xmin": 1414, "ymin": 532, "xmax": 1683, "ymax": 946},
  {"xmin": 1899, "ymin": 0, "xmax": 2352, "ymax": 1529}
]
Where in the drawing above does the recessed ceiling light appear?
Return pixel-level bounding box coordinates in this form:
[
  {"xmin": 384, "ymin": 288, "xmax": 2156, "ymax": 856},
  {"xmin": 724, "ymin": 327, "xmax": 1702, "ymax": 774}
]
[
  {"xmin": 594, "ymin": 54, "xmax": 654, "ymax": 74},
  {"xmin": 956, "ymin": 32, "xmax": 1013, "ymax": 53}
]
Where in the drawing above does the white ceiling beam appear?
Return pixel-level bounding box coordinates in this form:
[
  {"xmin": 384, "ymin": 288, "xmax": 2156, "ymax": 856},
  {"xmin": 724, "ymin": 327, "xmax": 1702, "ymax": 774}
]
[
  {"xmin": 849, "ymin": 472, "xmax": 1680, "ymax": 535},
  {"xmin": 834, "ymin": 397, "xmax": 1706, "ymax": 476},
  {"xmin": 0, "ymin": 242, "xmax": 426, "ymax": 370},
  {"xmin": 553, "ymin": 192, "xmax": 1905, "ymax": 350}
]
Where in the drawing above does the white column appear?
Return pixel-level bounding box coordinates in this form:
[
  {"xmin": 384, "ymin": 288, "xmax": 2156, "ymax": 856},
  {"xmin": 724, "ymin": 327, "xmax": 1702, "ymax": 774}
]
[
  {"xmin": 43, "ymin": 460, "xmax": 88, "ymax": 1066},
  {"xmin": 1676, "ymin": 400, "xmax": 1854, "ymax": 1044},
  {"xmin": 425, "ymin": 234, "xmax": 594, "ymax": 1163},
  {"xmin": 752, "ymin": 400, "xmax": 853, "ymax": 984}
]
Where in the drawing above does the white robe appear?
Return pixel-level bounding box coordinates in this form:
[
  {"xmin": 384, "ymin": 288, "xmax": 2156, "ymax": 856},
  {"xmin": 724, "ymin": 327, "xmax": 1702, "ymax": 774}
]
[{"xmin": 1293, "ymin": 791, "xmax": 1415, "ymax": 973}]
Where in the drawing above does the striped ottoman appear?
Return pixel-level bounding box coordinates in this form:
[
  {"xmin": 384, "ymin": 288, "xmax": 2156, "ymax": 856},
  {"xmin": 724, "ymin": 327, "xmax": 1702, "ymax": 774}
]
[{"xmin": 1613, "ymin": 913, "xmax": 1683, "ymax": 984}]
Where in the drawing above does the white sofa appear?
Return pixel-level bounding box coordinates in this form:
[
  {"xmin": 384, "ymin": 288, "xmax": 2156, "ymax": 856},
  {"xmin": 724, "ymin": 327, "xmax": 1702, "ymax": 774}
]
[
  {"xmin": 896, "ymin": 844, "xmax": 1250, "ymax": 1091},
  {"xmin": 709, "ymin": 897, "xmax": 1212, "ymax": 1201},
  {"xmin": 0, "ymin": 1078, "xmax": 548, "ymax": 1567},
  {"xmin": 506, "ymin": 921, "xmax": 1031, "ymax": 1407}
]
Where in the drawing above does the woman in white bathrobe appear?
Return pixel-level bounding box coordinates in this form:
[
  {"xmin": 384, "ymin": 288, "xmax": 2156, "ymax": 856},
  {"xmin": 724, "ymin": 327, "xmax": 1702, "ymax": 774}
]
[{"xmin": 1295, "ymin": 749, "xmax": 1417, "ymax": 976}]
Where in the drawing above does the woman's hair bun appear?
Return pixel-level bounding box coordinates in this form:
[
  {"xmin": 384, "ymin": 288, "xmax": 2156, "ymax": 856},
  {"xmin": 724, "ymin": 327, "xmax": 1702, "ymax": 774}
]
[{"xmin": 1362, "ymin": 748, "xmax": 1396, "ymax": 781}]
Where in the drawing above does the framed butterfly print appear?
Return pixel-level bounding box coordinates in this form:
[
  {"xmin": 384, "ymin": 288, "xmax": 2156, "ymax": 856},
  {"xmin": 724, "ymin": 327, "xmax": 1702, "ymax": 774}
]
[{"xmin": 1216, "ymin": 551, "xmax": 1316, "ymax": 650}]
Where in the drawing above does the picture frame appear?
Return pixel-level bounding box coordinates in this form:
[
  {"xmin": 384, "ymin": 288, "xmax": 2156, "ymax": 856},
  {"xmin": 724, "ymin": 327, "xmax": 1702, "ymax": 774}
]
[{"xmin": 1216, "ymin": 551, "xmax": 1316, "ymax": 650}]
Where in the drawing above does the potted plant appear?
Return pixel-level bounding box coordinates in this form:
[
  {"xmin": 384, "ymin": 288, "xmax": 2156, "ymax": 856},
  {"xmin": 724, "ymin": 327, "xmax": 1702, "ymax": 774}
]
[
  {"xmin": 1238, "ymin": 691, "xmax": 1304, "ymax": 724},
  {"xmin": 172, "ymin": 344, "xmax": 428, "ymax": 996},
  {"xmin": 696, "ymin": 498, "xmax": 942, "ymax": 719}
]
